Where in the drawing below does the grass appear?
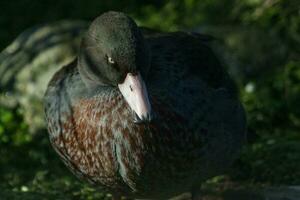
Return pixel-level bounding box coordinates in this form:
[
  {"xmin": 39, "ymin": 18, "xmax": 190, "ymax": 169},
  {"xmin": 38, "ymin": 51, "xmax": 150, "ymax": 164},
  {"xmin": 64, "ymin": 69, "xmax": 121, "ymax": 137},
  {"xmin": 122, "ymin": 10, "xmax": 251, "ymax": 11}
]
[{"xmin": 0, "ymin": 133, "xmax": 110, "ymax": 200}]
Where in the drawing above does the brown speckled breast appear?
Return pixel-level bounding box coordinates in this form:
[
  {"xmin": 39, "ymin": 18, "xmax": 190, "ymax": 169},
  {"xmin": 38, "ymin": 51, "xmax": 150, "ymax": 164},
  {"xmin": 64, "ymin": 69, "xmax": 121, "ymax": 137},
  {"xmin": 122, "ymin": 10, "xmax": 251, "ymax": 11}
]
[{"xmin": 48, "ymin": 88, "xmax": 198, "ymax": 198}]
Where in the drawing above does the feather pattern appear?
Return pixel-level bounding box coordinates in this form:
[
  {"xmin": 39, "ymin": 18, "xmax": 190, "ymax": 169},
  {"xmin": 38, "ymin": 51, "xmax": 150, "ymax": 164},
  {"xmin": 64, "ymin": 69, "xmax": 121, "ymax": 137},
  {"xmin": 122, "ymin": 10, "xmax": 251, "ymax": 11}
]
[{"xmin": 44, "ymin": 26, "xmax": 246, "ymax": 199}]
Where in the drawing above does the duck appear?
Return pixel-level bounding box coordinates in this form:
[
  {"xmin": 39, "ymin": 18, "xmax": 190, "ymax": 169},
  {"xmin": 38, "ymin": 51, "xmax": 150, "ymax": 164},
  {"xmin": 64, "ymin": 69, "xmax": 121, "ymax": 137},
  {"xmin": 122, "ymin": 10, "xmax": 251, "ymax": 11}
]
[{"xmin": 44, "ymin": 11, "xmax": 246, "ymax": 200}]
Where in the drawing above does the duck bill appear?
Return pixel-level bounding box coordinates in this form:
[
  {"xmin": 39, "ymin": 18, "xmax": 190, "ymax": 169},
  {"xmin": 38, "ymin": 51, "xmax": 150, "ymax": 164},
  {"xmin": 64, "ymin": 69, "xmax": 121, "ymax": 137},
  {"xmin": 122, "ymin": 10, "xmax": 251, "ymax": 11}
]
[{"xmin": 118, "ymin": 73, "xmax": 152, "ymax": 123}]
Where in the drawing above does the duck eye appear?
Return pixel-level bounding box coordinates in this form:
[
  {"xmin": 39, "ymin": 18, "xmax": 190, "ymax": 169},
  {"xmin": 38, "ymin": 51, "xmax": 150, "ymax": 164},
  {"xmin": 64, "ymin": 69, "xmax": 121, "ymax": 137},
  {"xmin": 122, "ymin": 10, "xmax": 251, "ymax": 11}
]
[{"xmin": 107, "ymin": 56, "xmax": 115, "ymax": 64}]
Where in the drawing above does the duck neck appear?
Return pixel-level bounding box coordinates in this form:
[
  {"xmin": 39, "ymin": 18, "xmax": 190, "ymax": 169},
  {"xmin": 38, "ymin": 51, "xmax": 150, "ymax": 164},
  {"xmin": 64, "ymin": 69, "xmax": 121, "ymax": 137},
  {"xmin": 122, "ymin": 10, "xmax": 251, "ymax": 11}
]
[{"xmin": 77, "ymin": 53, "xmax": 108, "ymax": 91}]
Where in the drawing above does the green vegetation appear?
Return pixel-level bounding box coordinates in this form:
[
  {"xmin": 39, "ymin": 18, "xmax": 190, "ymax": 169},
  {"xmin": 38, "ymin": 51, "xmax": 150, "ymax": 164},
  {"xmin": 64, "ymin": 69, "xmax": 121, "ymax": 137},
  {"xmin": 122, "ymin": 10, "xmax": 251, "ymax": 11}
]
[{"xmin": 0, "ymin": 0, "xmax": 299, "ymax": 199}]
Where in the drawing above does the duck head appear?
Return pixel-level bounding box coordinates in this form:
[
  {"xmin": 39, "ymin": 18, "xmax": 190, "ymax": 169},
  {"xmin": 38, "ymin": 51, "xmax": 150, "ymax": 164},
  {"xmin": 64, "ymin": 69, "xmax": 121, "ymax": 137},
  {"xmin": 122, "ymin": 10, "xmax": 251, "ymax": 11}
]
[{"xmin": 78, "ymin": 11, "xmax": 152, "ymax": 123}]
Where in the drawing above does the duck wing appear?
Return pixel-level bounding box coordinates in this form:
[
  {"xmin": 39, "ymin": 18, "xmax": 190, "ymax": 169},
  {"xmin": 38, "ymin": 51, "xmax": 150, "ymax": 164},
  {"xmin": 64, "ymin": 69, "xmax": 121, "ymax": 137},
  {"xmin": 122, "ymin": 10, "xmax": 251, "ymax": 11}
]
[{"xmin": 141, "ymin": 28, "xmax": 238, "ymax": 118}]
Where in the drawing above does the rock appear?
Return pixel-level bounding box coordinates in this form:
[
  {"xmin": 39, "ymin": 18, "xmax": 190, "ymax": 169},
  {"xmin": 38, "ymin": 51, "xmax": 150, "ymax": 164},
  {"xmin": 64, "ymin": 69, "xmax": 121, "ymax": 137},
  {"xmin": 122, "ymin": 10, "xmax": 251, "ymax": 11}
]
[
  {"xmin": 0, "ymin": 20, "xmax": 87, "ymax": 133},
  {"xmin": 221, "ymin": 186, "xmax": 300, "ymax": 200},
  {"xmin": 263, "ymin": 186, "xmax": 300, "ymax": 200}
]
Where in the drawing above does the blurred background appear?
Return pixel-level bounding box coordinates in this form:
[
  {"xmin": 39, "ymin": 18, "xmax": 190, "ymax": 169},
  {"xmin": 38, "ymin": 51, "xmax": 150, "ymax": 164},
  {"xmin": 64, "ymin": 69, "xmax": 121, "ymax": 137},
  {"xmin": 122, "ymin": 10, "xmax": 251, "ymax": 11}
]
[{"xmin": 0, "ymin": 0, "xmax": 299, "ymax": 199}]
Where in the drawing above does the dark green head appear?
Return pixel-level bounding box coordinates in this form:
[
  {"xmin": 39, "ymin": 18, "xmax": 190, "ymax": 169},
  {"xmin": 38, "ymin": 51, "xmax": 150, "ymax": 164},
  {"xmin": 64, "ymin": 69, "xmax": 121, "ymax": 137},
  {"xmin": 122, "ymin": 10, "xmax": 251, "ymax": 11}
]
[
  {"xmin": 78, "ymin": 11, "xmax": 153, "ymax": 123},
  {"xmin": 78, "ymin": 11, "xmax": 151, "ymax": 88}
]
